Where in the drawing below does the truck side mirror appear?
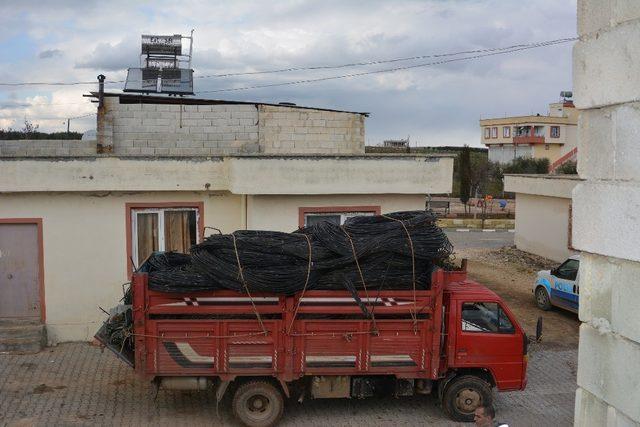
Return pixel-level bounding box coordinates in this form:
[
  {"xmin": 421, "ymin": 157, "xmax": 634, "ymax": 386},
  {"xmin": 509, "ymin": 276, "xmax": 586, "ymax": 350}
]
[{"xmin": 535, "ymin": 316, "xmax": 543, "ymax": 342}]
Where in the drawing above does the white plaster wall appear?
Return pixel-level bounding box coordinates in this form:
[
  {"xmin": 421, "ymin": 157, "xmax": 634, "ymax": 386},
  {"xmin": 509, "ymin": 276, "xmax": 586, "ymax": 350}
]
[
  {"xmin": 0, "ymin": 191, "xmax": 243, "ymax": 343},
  {"xmin": 228, "ymin": 156, "xmax": 454, "ymax": 195},
  {"xmin": 247, "ymin": 194, "xmax": 426, "ymax": 232},
  {"xmin": 513, "ymin": 193, "xmax": 573, "ymax": 262},
  {"xmin": 0, "ymin": 155, "xmax": 453, "ymax": 196}
]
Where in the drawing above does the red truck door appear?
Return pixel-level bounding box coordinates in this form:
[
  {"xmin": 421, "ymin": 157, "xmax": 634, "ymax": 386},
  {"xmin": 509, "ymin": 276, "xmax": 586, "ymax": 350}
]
[{"xmin": 453, "ymin": 300, "xmax": 524, "ymax": 390}]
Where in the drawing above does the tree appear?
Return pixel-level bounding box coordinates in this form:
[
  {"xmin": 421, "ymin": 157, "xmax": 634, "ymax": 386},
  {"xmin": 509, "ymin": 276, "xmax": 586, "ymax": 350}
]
[
  {"xmin": 458, "ymin": 145, "xmax": 471, "ymax": 213},
  {"xmin": 21, "ymin": 118, "xmax": 39, "ymax": 135}
]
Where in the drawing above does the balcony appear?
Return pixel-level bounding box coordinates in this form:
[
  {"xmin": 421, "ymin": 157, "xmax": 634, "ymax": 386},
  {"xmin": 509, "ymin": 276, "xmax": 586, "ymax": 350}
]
[{"xmin": 513, "ymin": 135, "xmax": 545, "ymax": 145}]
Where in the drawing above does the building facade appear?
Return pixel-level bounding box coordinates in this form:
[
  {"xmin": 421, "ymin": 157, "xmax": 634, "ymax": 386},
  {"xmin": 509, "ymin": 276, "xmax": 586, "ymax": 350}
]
[
  {"xmin": 0, "ymin": 93, "xmax": 453, "ymax": 345},
  {"xmin": 480, "ymin": 101, "xmax": 578, "ymax": 167},
  {"xmin": 504, "ymin": 174, "xmax": 581, "ymax": 262}
]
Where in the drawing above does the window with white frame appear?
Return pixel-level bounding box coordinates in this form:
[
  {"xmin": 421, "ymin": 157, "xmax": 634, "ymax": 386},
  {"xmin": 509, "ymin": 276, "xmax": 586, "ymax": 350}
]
[
  {"xmin": 491, "ymin": 127, "xmax": 498, "ymax": 138},
  {"xmin": 484, "ymin": 127, "xmax": 491, "ymax": 139},
  {"xmin": 304, "ymin": 211, "xmax": 375, "ymax": 227},
  {"xmin": 502, "ymin": 126, "xmax": 511, "ymax": 138},
  {"xmin": 131, "ymin": 207, "xmax": 200, "ymax": 266},
  {"xmin": 550, "ymin": 126, "xmax": 560, "ymax": 138}
]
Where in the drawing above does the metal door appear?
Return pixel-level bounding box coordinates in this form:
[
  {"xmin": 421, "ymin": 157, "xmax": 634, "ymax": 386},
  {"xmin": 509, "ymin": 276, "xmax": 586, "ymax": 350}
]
[{"xmin": 0, "ymin": 223, "xmax": 41, "ymax": 318}]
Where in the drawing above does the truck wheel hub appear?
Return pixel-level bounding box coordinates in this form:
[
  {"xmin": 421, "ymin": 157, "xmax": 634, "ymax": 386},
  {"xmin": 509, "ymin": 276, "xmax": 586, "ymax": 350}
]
[
  {"xmin": 248, "ymin": 395, "xmax": 268, "ymax": 412},
  {"xmin": 456, "ymin": 388, "xmax": 481, "ymax": 412}
]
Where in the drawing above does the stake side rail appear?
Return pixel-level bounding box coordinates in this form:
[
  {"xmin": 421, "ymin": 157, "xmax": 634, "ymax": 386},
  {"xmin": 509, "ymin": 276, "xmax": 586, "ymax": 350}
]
[{"xmin": 133, "ymin": 272, "xmax": 448, "ymax": 381}]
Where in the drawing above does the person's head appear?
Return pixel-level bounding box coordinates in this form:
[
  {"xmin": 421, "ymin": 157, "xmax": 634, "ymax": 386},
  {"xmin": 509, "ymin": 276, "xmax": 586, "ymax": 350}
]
[{"xmin": 474, "ymin": 404, "xmax": 495, "ymax": 426}]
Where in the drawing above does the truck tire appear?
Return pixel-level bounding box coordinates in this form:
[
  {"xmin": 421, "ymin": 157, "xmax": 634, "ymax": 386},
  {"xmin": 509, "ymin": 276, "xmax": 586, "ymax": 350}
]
[
  {"xmin": 232, "ymin": 380, "xmax": 284, "ymax": 427},
  {"xmin": 535, "ymin": 286, "xmax": 552, "ymax": 311},
  {"xmin": 442, "ymin": 375, "xmax": 492, "ymax": 422}
]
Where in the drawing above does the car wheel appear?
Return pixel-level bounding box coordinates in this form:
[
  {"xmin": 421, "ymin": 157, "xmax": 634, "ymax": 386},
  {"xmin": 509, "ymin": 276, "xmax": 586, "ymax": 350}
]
[
  {"xmin": 232, "ymin": 380, "xmax": 284, "ymax": 427},
  {"xmin": 535, "ymin": 286, "xmax": 552, "ymax": 311},
  {"xmin": 442, "ymin": 375, "xmax": 493, "ymax": 422}
]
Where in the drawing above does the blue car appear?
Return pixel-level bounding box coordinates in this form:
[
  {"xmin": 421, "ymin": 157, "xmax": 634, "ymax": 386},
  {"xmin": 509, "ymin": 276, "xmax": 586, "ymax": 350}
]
[{"xmin": 533, "ymin": 255, "xmax": 580, "ymax": 313}]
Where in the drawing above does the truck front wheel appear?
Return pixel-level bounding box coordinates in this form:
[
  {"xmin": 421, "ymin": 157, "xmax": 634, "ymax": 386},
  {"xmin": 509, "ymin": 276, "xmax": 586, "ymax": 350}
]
[
  {"xmin": 232, "ymin": 380, "xmax": 284, "ymax": 427},
  {"xmin": 442, "ymin": 375, "xmax": 493, "ymax": 422}
]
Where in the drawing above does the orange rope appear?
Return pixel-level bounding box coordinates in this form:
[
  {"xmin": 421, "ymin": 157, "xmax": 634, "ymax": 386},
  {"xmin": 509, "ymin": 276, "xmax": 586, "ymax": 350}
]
[
  {"xmin": 341, "ymin": 226, "xmax": 378, "ymax": 334},
  {"xmin": 232, "ymin": 233, "xmax": 268, "ymax": 335},
  {"xmin": 381, "ymin": 214, "xmax": 418, "ymax": 329},
  {"xmin": 286, "ymin": 234, "xmax": 313, "ymax": 335}
]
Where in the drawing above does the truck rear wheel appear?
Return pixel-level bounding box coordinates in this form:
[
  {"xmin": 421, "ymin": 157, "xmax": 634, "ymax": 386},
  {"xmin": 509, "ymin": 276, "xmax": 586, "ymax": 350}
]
[
  {"xmin": 442, "ymin": 375, "xmax": 492, "ymax": 422},
  {"xmin": 232, "ymin": 380, "xmax": 284, "ymax": 427}
]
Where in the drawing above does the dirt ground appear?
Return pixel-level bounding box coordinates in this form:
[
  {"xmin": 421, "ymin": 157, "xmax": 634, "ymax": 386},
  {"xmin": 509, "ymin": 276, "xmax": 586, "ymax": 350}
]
[{"xmin": 456, "ymin": 246, "xmax": 580, "ymax": 349}]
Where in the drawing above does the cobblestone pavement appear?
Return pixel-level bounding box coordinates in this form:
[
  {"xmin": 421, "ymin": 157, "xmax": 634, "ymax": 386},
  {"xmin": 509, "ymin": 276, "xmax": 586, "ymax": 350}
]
[{"xmin": 0, "ymin": 343, "xmax": 576, "ymax": 427}]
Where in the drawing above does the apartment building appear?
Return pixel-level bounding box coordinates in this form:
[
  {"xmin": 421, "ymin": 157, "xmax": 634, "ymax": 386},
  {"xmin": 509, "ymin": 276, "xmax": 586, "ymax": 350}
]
[{"xmin": 480, "ymin": 99, "xmax": 578, "ymax": 168}]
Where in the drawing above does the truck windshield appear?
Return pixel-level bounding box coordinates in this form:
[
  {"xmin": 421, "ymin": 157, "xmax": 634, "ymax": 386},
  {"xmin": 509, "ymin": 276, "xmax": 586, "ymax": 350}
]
[{"xmin": 461, "ymin": 302, "xmax": 514, "ymax": 334}]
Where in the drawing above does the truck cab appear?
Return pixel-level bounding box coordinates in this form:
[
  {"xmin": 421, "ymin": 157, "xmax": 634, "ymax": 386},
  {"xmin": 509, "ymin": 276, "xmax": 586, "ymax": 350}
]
[{"xmin": 439, "ymin": 280, "xmax": 527, "ymax": 420}]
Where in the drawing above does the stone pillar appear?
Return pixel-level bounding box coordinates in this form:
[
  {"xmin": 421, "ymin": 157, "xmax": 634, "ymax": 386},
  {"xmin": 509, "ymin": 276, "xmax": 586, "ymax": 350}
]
[{"xmin": 573, "ymin": 1, "xmax": 640, "ymax": 425}]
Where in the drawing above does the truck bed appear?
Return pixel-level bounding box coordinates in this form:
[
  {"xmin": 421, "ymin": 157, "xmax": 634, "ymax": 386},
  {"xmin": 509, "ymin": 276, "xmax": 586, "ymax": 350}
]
[{"xmin": 130, "ymin": 270, "xmax": 447, "ymax": 382}]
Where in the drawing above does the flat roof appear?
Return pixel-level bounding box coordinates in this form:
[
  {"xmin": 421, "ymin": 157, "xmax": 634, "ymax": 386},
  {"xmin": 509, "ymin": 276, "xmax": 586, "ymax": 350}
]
[
  {"xmin": 504, "ymin": 174, "xmax": 582, "ymax": 198},
  {"xmin": 86, "ymin": 92, "xmax": 370, "ymax": 116}
]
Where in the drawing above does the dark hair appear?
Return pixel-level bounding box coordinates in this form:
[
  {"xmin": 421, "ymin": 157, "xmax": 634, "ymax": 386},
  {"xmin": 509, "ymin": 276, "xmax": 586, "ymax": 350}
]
[{"xmin": 478, "ymin": 405, "xmax": 495, "ymax": 419}]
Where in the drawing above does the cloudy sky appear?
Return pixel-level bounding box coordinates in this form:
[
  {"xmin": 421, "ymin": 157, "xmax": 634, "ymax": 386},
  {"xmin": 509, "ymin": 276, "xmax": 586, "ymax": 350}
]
[{"xmin": 0, "ymin": 0, "xmax": 576, "ymax": 146}]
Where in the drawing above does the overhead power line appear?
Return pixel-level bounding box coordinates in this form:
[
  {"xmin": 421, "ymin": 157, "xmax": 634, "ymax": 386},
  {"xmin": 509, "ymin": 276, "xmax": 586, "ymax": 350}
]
[
  {"xmin": 195, "ymin": 38, "xmax": 576, "ymax": 94},
  {"xmin": 196, "ymin": 38, "xmax": 577, "ymax": 79},
  {"xmin": 0, "ymin": 37, "xmax": 577, "ymax": 88}
]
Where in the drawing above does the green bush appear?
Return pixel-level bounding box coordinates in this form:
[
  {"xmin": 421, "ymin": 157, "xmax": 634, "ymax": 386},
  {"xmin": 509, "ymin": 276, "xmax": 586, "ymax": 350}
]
[
  {"xmin": 555, "ymin": 160, "xmax": 577, "ymax": 174},
  {"xmin": 502, "ymin": 157, "xmax": 550, "ymax": 174}
]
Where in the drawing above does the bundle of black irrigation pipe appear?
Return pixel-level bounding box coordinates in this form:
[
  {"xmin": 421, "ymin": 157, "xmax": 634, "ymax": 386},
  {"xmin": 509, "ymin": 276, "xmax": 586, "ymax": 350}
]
[{"xmin": 146, "ymin": 210, "xmax": 453, "ymax": 294}]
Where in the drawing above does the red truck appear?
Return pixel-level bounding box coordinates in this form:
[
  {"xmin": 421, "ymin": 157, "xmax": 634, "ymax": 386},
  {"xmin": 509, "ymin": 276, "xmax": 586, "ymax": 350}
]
[{"xmin": 99, "ymin": 262, "xmax": 529, "ymax": 426}]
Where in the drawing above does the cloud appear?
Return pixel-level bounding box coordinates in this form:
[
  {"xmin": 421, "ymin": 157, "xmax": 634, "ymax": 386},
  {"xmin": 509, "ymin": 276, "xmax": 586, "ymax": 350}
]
[
  {"xmin": 0, "ymin": 0, "xmax": 577, "ymax": 141},
  {"xmin": 75, "ymin": 36, "xmax": 139, "ymax": 71},
  {"xmin": 38, "ymin": 49, "xmax": 63, "ymax": 59}
]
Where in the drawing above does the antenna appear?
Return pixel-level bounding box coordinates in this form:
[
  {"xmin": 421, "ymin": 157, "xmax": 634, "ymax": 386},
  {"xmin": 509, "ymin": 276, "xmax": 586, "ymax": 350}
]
[{"xmin": 124, "ymin": 32, "xmax": 195, "ymax": 95}]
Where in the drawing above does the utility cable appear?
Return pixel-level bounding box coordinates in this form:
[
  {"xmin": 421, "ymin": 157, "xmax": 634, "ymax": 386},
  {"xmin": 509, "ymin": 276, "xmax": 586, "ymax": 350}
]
[
  {"xmin": 0, "ymin": 37, "xmax": 577, "ymax": 87},
  {"xmin": 195, "ymin": 38, "xmax": 575, "ymax": 94}
]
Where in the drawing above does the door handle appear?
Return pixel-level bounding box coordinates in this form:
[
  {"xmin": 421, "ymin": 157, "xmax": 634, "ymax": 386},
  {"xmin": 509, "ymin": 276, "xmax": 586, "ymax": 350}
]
[{"xmin": 457, "ymin": 348, "xmax": 468, "ymax": 357}]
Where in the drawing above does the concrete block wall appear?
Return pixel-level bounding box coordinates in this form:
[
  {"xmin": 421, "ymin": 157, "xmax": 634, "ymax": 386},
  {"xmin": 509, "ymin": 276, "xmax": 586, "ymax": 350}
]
[
  {"xmin": 107, "ymin": 97, "xmax": 260, "ymax": 156},
  {"xmin": 0, "ymin": 139, "xmax": 97, "ymax": 157},
  {"xmin": 0, "ymin": 98, "xmax": 366, "ymax": 158},
  {"xmin": 573, "ymin": 1, "xmax": 640, "ymax": 425},
  {"xmin": 258, "ymin": 105, "xmax": 365, "ymax": 154}
]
